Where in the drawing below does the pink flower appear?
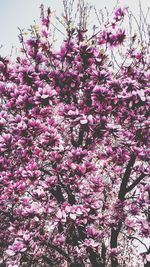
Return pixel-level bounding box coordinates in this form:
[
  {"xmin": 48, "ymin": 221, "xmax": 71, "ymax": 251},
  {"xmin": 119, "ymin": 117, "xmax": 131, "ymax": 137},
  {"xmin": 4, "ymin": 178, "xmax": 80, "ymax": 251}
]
[
  {"xmin": 84, "ymin": 238, "xmax": 99, "ymax": 247},
  {"xmin": 6, "ymin": 239, "xmax": 27, "ymax": 255},
  {"xmin": 41, "ymin": 26, "xmax": 49, "ymax": 37}
]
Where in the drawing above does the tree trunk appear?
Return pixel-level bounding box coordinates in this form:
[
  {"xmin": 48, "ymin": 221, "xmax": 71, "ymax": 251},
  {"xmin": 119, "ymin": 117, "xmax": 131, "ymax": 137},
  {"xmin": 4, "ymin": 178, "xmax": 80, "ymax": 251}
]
[{"xmin": 110, "ymin": 221, "xmax": 122, "ymax": 267}]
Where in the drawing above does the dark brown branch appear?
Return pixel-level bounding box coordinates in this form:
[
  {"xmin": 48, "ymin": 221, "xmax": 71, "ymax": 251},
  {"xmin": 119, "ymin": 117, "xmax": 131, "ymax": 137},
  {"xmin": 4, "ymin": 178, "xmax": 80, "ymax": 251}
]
[
  {"xmin": 69, "ymin": 263, "xmax": 85, "ymax": 267},
  {"xmin": 58, "ymin": 175, "xmax": 76, "ymax": 205},
  {"xmin": 125, "ymin": 173, "xmax": 146, "ymax": 193},
  {"xmin": 110, "ymin": 154, "xmax": 136, "ymax": 267},
  {"xmin": 40, "ymin": 169, "xmax": 65, "ymax": 203},
  {"xmin": 86, "ymin": 247, "xmax": 104, "ymax": 267},
  {"xmin": 101, "ymin": 243, "xmax": 106, "ymax": 266},
  {"xmin": 110, "ymin": 221, "xmax": 122, "ymax": 267},
  {"xmin": 129, "ymin": 235, "xmax": 148, "ymax": 251},
  {"xmin": 40, "ymin": 168, "xmax": 52, "ymax": 176},
  {"xmin": 144, "ymin": 246, "xmax": 150, "ymax": 267},
  {"xmin": 66, "ymin": 184, "xmax": 76, "ymax": 204},
  {"xmin": 77, "ymin": 124, "xmax": 86, "ymax": 146},
  {"xmin": 50, "ymin": 185, "xmax": 65, "ymax": 203},
  {"xmin": 118, "ymin": 154, "xmax": 136, "ymax": 200},
  {"xmin": 49, "ymin": 243, "xmax": 71, "ymax": 262},
  {"xmin": 42, "ymin": 241, "xmax": 72, "ymax": 263}
]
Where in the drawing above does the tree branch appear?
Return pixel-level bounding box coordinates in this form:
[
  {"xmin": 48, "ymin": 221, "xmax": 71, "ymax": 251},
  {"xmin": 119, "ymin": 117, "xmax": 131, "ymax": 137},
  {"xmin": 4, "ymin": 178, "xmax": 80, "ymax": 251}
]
[
  {"xmin": 129, "ymin": 235, "xmax": 149, "ymax": 251},
  {"xmin": 125, "ymin": 173, "xmax": 146, "ymax": 193},
  {"xmin": 77, "ymin": 124, "xmax": 86, "ymax": 147},
  {"xmin": 86, "ymin": 247, "xmax": 104, "ymax": 267},
  {"xmin": 42, "ymin": 241, "xmax": 72, "ymax": 263},
  {"xmin": 118, "ymin": 154, "xmax": 136, "ymax": 200}
]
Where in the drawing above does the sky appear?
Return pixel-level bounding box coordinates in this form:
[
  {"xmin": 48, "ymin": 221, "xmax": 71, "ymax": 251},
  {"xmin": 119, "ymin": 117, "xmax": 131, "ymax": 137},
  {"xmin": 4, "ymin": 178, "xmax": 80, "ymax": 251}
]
[{"xmin": 0, "ymin": 0, "xmax": 150, "ymax": 56}]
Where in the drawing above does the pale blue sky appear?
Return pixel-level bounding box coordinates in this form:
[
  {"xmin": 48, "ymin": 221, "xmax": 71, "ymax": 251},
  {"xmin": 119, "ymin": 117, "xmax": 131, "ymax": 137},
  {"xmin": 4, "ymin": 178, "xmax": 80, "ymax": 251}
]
[{"xmin": 0, "ymin": 0, "xmax": 149, "ymax": 56}]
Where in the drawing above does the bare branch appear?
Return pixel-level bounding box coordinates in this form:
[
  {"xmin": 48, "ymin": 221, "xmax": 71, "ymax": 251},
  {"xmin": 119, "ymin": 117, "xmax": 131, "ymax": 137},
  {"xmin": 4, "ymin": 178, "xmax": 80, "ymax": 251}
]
[
  {"xmin": 126, "ymin": 173, "xmax": 146, "ymax": 193},
  {"xmin": 118, "ymin": 154, "xmax": 136, "ymax": 200}
]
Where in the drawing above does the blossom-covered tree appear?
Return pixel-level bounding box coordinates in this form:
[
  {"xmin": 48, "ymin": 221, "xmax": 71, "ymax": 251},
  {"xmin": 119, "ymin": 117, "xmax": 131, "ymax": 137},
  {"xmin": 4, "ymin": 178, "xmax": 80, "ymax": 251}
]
[{"xmin": 0, "ymin": 1, "xmax": 149, "ymax": 266}]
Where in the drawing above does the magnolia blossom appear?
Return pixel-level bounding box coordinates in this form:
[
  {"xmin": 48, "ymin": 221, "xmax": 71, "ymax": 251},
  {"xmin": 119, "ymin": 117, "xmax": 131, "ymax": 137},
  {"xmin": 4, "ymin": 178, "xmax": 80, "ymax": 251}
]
[{"xmin": 0, "ymin": 4, "xmax": 149, "ymax": 267}]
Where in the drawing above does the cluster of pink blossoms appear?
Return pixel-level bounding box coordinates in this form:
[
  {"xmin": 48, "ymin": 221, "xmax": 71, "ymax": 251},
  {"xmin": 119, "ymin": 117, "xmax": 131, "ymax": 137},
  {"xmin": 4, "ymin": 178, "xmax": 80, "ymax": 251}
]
[{"xmin": 0, "ymin": 5, "xmax": 150, "ymax": 267}]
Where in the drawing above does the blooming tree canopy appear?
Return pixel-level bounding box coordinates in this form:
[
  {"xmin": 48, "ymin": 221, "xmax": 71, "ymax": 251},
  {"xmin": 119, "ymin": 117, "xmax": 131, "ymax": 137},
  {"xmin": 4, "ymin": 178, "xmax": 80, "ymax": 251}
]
[{"xmin": 0, "ymin": 1, "xmax": 149, "ymax": 267}]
